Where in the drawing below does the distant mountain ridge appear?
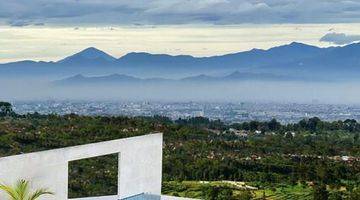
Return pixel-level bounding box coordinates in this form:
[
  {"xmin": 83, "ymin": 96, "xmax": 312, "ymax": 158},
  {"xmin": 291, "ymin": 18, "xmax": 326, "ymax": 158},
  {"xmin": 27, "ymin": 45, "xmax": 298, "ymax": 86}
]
[
  {"xmin": 2, "ymin": 42, "xmax": 360, "ymax": 80},
  {"xmin": 56, "ymin": 74, "xmax": 142, "ymax": 85},
  {"xmin": 54, "ymin": 71, "xmax": 309, "ymax": 86}
]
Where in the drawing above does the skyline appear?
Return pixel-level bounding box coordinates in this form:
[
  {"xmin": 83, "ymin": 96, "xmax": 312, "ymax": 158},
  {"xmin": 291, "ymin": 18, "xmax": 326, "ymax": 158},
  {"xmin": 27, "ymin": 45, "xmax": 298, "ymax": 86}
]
[
  {"xmin": 2, "ymin": 23, "xmax": 360, "ymax": 63},
  {"xmin": 2, "ymin": 1, "xmax": 360, "ymax": 62}
]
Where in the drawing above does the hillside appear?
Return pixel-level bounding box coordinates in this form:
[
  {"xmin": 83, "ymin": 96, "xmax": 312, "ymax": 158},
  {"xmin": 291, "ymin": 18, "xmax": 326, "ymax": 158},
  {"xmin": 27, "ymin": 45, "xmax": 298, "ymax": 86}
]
[
  {"xmin": 0, "ymin": 108, "xmax": 359, "ymax": 199},
  {"xmin": 2, "ymin": 42, "xmax": 360, "ymax": 80}
]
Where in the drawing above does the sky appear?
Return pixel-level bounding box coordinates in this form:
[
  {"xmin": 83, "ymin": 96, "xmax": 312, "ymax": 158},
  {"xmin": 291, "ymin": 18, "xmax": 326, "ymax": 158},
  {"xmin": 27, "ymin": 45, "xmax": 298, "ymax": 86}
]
[{"xmin": 2, "ymin": 0, "xmax": 360, "ymax": 62}]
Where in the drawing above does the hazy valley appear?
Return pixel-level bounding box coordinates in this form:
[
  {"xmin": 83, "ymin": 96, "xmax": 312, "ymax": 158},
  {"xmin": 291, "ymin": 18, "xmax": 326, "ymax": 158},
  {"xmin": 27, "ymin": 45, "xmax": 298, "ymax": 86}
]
[{"xmin": 2, "ymin": 42, "xmax": 360, "ymax": 103}]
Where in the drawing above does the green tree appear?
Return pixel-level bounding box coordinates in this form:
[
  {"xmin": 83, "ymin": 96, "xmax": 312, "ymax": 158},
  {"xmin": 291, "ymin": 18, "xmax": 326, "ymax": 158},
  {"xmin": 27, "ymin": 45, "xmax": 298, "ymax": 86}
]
[
  {"xmin": 329, "ymin": 190, "xmax": 344, "ymax": 200},
  {"xmin": 268, "ymin": 119, "xmax": 281, "ymax": 131},
  {"xmin": 234, "ymin": 190, "xmax": 254, "ymax": 200},
  {"xmin": 0, "ymin": 102, "xmax": 13, "ymax": 116},
  {"xmin": 0, "ymin": 179, "xmax": 53, "ymax": 200},
  {"xmin": 313, "ymin": 183, "xmax": 329, "ymax": 200},
  {"xmin": 202, "ymin": 185, "xmax": 233, "ymax": 200},
  {"xmin": 349, "ymin": 187, "xmax": 360, "ymax": 200}
]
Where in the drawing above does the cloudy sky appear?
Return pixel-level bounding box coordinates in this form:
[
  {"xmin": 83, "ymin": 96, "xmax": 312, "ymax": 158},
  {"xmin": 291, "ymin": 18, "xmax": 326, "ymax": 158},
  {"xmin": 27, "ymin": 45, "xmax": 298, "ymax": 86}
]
[{"xmin": 2, "ymin": 0, "xmax": 360, "ymax": 62}]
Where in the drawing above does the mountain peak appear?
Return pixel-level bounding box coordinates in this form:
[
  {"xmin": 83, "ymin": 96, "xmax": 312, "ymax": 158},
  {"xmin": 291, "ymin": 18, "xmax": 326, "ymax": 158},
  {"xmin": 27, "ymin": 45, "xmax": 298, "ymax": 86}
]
[
  {"xmin": 225, "ymin": 71, "xmax": 244, "ymax": 79},
  {"xmin": 289, "ymin": 42, "xmax": 305, "ymax": 46},
  {"xmin": 268, "ymin": 42, "xmax": 318, "ymax": 50},
  {"xmin": 57, "ymin": 47, "xmax": 116, "ymax": 64},
  {"xmin": 286, "ymin": 42, "xmax": 320, "ymax": 49},
  {"xmin": 80, "ymin": 47, "xmax": 103, "ymax": 54}
]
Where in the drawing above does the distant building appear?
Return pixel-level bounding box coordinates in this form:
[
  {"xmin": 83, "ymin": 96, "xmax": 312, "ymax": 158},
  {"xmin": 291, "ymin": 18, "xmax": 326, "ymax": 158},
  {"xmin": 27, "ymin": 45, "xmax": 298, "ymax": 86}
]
[
  {"xmin": 254, "ymin": 130, "xmax": 262, "ymax": 135},
  {"xmin": 227, "ymin": 128, "xmax": 249, "ymax": 138},
  {"xmin": 284, "ymin": 131, "xmax": 296, "ymax": 137}
]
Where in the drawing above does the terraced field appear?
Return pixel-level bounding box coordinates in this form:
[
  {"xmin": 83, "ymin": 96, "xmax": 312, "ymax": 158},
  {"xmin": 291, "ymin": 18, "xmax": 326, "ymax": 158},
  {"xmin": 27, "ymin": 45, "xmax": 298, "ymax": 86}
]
[{"xmin": 162, "ymin": 181, "xmax": 315, "ymax": 199}]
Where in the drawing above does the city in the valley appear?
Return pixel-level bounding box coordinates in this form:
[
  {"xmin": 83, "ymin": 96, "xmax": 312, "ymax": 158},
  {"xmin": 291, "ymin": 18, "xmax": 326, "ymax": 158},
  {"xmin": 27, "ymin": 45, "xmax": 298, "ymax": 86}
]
[{"xmin": 13, "ymin": 101, "xmax": 360, "ymax": 124}]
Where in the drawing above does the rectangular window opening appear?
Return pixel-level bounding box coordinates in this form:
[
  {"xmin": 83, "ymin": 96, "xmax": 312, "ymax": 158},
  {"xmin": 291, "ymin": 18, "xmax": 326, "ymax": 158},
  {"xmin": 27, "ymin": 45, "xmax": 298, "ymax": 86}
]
[{"xmin": 68, "ymin": 153, "xmax": 119, "ymax": 199}]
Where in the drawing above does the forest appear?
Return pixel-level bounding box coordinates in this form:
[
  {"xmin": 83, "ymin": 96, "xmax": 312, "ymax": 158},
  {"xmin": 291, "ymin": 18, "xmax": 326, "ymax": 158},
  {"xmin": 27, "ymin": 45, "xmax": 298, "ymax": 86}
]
[{"xmin": 0, "ymin": 102, "xmax": 359, "ymax": 199}]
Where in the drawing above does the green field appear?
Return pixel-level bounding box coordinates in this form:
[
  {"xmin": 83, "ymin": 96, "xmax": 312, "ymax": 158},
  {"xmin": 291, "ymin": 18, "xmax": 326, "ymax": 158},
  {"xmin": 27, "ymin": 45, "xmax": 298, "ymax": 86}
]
[{"xmin": 162, "ymin": 181, "xmax": 356, "ymax": 200}]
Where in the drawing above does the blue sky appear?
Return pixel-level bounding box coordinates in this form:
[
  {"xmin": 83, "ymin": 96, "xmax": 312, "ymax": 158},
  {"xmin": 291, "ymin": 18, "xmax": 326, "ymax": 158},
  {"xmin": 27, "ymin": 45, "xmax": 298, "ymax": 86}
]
[{"xmin": 2, "ymin": 0, "xmax": 360, "ymax": 62}]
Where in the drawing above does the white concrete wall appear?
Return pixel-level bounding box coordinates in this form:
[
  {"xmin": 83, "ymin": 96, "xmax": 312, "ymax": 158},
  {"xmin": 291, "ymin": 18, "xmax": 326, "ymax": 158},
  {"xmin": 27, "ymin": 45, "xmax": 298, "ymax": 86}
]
[{"xmin": 0, "ymin": 133, "xmax": 163, "ymax": 200}]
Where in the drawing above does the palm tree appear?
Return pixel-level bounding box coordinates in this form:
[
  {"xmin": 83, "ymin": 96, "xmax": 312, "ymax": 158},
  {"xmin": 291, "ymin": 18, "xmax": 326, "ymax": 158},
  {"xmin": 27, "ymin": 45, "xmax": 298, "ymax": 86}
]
[{"xmin": 0, "ymin": 179, "xmax": 53, "ymax": 200}]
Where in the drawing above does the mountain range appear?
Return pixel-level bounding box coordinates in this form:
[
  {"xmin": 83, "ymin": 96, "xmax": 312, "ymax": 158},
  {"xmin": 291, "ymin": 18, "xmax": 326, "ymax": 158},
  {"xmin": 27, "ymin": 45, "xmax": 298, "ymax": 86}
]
[
  {"xmin": 2, "ymin": 42, "xmax": 360, "ymax": 81},
  {"xmin": 54, "ymin": 71, "xmax": 302, "ymax": 86}
]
